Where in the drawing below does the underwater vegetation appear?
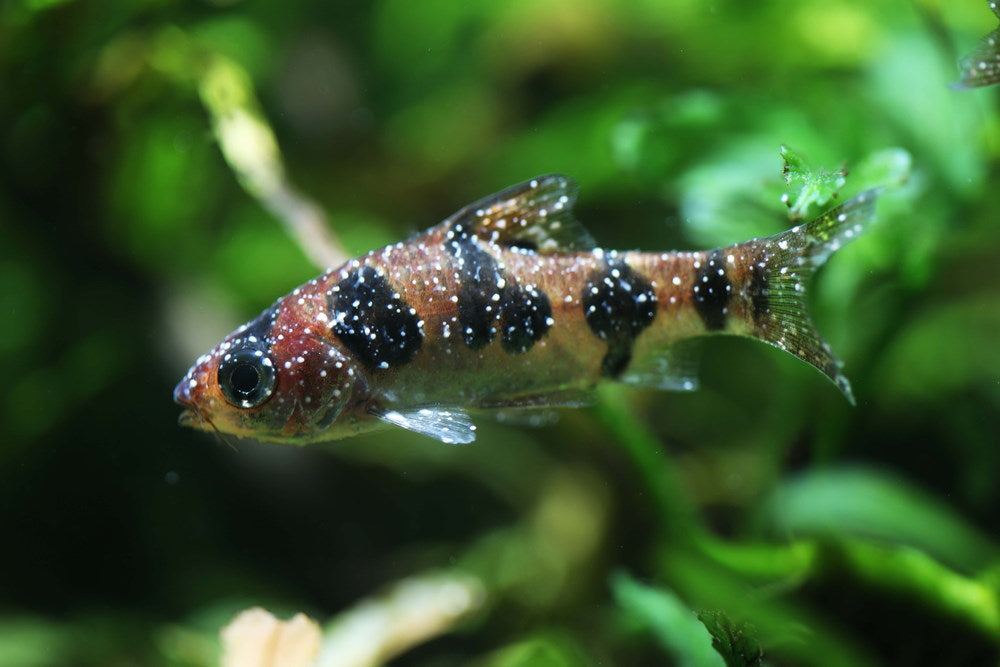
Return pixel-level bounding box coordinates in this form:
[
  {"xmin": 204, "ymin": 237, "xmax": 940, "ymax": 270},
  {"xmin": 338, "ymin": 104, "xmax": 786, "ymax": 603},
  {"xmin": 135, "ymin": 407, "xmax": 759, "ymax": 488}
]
[{"xmin": 1, "ymin": 1, "xmax": 1000, "ymax": 665}]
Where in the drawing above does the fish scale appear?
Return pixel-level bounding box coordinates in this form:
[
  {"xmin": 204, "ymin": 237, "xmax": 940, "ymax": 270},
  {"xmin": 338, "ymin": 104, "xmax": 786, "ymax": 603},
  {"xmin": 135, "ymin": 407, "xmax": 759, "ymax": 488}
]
[{"xmin": 175, "ymin": 175, "xmax": 879, "ymax": 444}]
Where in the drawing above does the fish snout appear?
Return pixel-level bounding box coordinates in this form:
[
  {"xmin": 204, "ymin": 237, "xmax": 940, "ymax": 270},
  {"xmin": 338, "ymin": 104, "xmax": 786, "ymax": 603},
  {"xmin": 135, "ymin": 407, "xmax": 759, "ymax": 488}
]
[
  {"xmin": 174, "ymin": 369, "xmax": 210, "ymax": 429},
  {"xmin": 173, "ymin": 375, "xmax": 196, "ymax": 407}
]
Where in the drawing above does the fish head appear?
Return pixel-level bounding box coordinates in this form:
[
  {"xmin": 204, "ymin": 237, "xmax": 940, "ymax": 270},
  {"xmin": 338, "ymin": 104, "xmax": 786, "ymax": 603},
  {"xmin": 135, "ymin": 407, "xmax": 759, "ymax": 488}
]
[{"xmin": 174, "ymin": 299, "xmax": 361, "ymax": 443}]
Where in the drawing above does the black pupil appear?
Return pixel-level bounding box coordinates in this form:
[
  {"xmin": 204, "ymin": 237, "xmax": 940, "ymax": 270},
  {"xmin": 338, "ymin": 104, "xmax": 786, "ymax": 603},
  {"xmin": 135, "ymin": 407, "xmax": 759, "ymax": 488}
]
[
  {"xmin": 218, "ymin": 347, "xmax": 275, "ymax": 409},
  {"xmin": 230, "ymin": 362, "xmax": 261, "ymax": 396}
]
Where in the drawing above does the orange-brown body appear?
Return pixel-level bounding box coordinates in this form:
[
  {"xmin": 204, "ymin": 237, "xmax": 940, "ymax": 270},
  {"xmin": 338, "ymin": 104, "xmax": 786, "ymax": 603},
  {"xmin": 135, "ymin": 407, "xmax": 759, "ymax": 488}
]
[{"xmin": 175, "ymin": 175, "xmax": 877, "ymax": 444}]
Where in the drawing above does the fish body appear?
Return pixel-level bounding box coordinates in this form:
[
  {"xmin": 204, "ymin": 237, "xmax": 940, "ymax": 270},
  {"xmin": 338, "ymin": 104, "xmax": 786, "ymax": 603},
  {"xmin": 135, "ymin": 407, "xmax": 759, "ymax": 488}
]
[
  {"xmin": 174, "ymin": 175, "xmax": 878, "ymax": 444},
  {"xmin": 953, "ymin": 1, "xmax": 1000, "ymax": 90}
]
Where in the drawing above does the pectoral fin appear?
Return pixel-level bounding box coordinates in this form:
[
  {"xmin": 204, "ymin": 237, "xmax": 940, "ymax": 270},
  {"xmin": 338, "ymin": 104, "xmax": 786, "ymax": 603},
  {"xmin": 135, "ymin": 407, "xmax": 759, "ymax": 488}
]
[{"xmin": 374, "ymin": 407, "xmax": 477, "ymax": 444}]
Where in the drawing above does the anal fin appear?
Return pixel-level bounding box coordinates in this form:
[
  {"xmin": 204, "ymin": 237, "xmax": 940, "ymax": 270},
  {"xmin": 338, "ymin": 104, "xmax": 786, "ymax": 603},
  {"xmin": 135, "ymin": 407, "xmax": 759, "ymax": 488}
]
[
  {"xmin": 619, "ymin": 342, "xmax": 700, "ymax": 392},
  {"xmin": 374, "ymin": 407, "xmax": 477, "ymax": 444}
]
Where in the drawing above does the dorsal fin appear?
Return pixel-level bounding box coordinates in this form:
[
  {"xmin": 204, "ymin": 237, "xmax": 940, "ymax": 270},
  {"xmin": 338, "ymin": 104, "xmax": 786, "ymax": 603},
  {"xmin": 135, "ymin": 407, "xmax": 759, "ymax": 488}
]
[{"xmin": 446, "ymin": 175, "xmax": 595, "ymax": 252}]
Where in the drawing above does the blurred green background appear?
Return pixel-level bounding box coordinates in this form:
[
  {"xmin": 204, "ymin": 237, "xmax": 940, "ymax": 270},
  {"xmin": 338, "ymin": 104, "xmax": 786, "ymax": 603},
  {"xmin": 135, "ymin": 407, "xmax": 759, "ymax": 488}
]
[{"xmin": 2, "ymin": 0, "xmax": 1000, "ymax": 665}]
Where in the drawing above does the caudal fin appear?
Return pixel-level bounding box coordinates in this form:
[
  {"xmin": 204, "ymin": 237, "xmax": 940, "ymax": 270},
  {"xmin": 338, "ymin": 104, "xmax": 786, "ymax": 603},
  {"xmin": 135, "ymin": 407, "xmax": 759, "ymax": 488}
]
[{"xmin": 742, "ymin": 189, "xmax": 880, "ymax": 404}]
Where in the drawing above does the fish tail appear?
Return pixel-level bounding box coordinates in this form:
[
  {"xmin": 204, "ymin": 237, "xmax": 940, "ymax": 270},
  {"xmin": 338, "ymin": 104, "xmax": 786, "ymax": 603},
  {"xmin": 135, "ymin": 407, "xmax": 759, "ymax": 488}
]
[{"xmin": 735, "ymin": 189, "xmax": 880, "ymax": 403}]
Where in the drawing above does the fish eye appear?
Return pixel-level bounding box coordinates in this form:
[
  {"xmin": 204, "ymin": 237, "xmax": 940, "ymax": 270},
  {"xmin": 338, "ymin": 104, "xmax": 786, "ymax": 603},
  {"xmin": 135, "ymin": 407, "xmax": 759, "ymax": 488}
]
[{"xmin": 218, "ymin": 348, "xmax": 276, "ymax": 409}]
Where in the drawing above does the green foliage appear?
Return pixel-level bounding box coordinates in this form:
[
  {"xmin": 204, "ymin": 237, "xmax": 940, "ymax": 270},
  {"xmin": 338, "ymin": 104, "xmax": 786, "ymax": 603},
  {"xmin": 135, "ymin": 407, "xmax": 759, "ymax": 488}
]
[
  {"xmin": 874, "ymin": 291, "xmax": 1000, "ymax": 402},
  {"xmin": 765, "ymin": 468, "xmax": 999, "ymax": 572},
  {"xmin": 0, "ymin": 617, "xmax": 68, "ymax": 667},
  {"xmin": 486, "ymin": 634, "xmax": 596, "ymax": 667},
  {"xmin": 780, "ymin": 144, "xmax": 847, "ymax": 222},
  {"xmin": 696, "ymin": 612, "xmax": 763, "ymax": 667},
  {"xmin": 612, "ymin": 574, "xmax": 725, "ymax": 667}
]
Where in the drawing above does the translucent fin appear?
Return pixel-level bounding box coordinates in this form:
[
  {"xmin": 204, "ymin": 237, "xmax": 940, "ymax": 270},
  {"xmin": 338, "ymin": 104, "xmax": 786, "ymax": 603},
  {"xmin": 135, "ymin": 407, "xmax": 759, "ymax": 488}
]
[
  {"xmin": 491, "ymin": 409, "xmax": 560, "ymax": 428},
  {"xmin": 620, "ymin": 341, "xmax": 700, "ymax": 392},
  {"xmin": 375, "ymin": 407, "xmax": 477, "ymax": 444},
  {"xmin": 742, "ymin": 188, "xmax": 880, "ymax": 404},
  {"xmin": 478, "ymin": 388, "xmax": 596, "ymax": 428},
  {"xmin": 445, "ymin": 175, "xmax": 595, "ymax": 252},
  {"xmin": 952, "ymin": 27, "xmax": 1000, "ymax": 90},
  {"xmin": 477, "ymin": 388, "xmax": 596, "ymax": 410}
]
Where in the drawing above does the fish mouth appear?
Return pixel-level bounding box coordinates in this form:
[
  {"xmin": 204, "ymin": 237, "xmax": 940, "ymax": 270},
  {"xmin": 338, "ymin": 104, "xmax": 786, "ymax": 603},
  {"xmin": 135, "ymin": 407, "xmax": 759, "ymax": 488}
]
[
  {"xmin": 174, "ymin": 379, "xmax": 202, "ymax": 430},
  {"xmin": 177, "ymin": 408, "xmax": 203, "ymax": 430}
]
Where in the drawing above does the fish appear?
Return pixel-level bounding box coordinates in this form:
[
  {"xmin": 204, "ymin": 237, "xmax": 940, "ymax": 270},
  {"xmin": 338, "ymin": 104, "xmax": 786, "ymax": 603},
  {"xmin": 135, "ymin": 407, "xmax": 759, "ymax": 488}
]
[
  {"xmin": 174, "ymin": 175, "xmax": 879, "ymax": 445},
  {"xmin": 952, "ymin": 1, "xmax": 1000, "ymax": 90}
]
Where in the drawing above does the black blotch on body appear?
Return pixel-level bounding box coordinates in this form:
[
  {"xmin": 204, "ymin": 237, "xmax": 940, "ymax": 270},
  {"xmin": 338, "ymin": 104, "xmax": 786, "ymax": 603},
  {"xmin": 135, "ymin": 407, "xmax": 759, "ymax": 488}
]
[
  {"xmin": 240, "ymin": 302, "xmax": 281, "ymax": 347},
  {"xmin": 329, "ymin": 265, "xmax": 423, "ymax": 369},
  {"xmin": 448, "ymin": 226, "xmax": 551, "ymax": 353},
  {"xmin": 693, "ymin": 249, "xmax": 731, "ymax": 331},
  {"xmin": 582, "ymin": 256, "xmax": 657, "ymax": 377},
  {"xmin": 451, "ymin": 234, "xmax": 502, "ymax": 349},
  {"xmin": 501, "ymin": 283, "xmax": 552, "ymax": 353}
]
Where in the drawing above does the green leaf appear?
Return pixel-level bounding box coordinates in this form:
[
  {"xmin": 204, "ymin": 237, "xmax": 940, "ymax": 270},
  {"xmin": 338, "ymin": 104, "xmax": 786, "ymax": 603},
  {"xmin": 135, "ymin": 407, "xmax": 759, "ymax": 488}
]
[
  {"xmin": 696, "ymin": 611, "xmax": 763, "ymax": 667},
  {"xmin": 780, "ymin": 144, "xmax": 847, "ymax": 221},
  {"xmin": 764, "ymin": 468, "xmax": 999, "ymax": 572},
  {"xmin": 831, "ymin": 541, "xmax": 1000, "ymax": 638},
  {"xmin": 612, "ymin": 573, "xmax": 725, "ymax": 667},
  {"xmin": 0, "ymin": 617, "xmax": 68, "ymax": 667},
  {"xmin": 869, "ymin": 34, "xmax": 988, "ymax": 193},
  {"xmin": 108, "ymin": 113, "xmax": 219, "ymax": 271},
  {"xmin": 486, "ymin": 634, "xmax": 595, "ymax": 667},
  {"xmin": 22, "ymin": 0, "xmax": 74, "ymax": 12},
  {"xmin": 851, "ymin": 147, "xmax": 912, "ymax": 190},
  {"xmin": 873, "ymin": 291, "xmax": 1000, "ymax": 402}
]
